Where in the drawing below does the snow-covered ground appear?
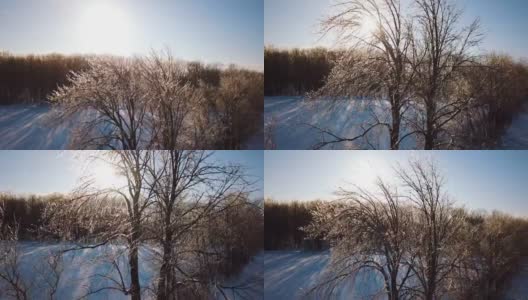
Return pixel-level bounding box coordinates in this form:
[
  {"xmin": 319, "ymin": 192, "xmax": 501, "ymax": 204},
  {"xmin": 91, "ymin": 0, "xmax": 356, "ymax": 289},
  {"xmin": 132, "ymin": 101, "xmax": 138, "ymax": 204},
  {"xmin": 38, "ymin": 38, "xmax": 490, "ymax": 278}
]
[
  {"xmin": 500, "ymin": 104, "xmax": 528, "ymax": 149},
  {"xmin": 264, "ymin": 251, "xmax": 528, "ymax": 300},
  {"xmin": 501, "ymin": 260, "xmax": 528, "ymax": 300},
  {"xmin": 0, "ymin": 242, "xmax": 262, "ymax": 300},
  {"xmin": 212, "ymin": 252, "xmax": 264, "ymax": 300},
  {"xmin": 264, "ymin": 251, "xmax": 384, "ymax": 300},
  {"xmin": 0, "ymin": 104, "xmax": 74, "ymax": 149},
  {"xmin": 265, "ymin": 96, "xmax": 528, "ymax": 150},
  {"xmin": 264, "ymin": 96, "xmax": 416, "ymax": 150},
  {"xmin": 0, "ymin": 104, "xmax": 263, "ymax": 149}
]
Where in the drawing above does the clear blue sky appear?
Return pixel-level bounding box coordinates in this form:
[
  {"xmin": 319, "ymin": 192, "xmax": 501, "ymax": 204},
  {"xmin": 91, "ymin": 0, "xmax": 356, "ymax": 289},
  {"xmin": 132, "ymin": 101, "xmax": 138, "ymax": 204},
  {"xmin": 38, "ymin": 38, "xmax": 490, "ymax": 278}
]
[
  {"xmin": 265, "ymin": 151, "xmax": 528, "ymax": 217},
  {"xmin": 0, "ymin": 0, "xmax": 263, "ymax": 70},
  {"xmin": 0, "ymin": 151, "xmax": 263, "ymax": 199},
  {"xmin": 265, "ymin": 0, "xmax": 528, "ymax": 59}
]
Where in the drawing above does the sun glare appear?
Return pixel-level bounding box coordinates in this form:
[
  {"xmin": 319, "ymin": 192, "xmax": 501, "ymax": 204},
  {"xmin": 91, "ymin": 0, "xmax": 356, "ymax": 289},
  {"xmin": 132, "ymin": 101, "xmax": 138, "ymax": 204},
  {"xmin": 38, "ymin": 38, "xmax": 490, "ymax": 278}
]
[
  {"xmin": 360, "ymin": 15, "xmax": 378, "ymax": 37},
  {"xmin": 90, "ymin": 159, "xmax": 124, "ymax": 190},
  {"xmin": 77, "ymin": 2, "xmax": 131, "ymax": 55}
]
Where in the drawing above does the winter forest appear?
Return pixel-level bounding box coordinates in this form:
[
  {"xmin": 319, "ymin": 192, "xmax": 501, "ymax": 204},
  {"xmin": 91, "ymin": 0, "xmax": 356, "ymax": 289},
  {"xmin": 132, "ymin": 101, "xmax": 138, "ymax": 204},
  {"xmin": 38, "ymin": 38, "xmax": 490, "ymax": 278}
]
[
  {"xmin": 2, "ymin": 0, "xmax": 528, "ymax": 299},
  {"xmin": 0, "ymin": 150, "xmax": 263, "ymax": 300},
  {"xmin": 264, "ymin": 155, "xmax": 528, "ymax": 299},
  {"xmin": 0, "ymin": 52, "xmax": 263, "ymax": 150},
  {"xmin": 264, "ymin": 0, "xmax": 528, "ymax": 150}
]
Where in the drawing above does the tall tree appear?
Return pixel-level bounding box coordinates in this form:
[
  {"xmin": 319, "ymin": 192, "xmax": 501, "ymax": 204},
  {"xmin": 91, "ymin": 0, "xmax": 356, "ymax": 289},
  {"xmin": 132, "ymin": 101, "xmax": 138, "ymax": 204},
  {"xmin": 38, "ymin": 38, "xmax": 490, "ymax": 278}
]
[
  {"xmin": 306, "ymin": 179, "xmax": 414, "ymax": 299},
  {"xmin": 314, "ymin": 0, "xmax": 418, "ymax": 149},
  {"xmin": 411, "ymin": 0, "xmax": 482, "ymax": 149},
  {"xmin": 144, "ymin": 151, "xmax": 252, "ymax": 299},
  {"xmin": 396, "ymin": 159, "xmax": 465, "ymax": 299}
]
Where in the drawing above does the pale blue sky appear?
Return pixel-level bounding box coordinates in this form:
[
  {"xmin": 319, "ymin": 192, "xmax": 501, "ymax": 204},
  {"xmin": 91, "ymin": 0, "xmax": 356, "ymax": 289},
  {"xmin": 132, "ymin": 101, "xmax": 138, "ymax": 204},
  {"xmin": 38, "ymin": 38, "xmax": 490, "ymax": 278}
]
[
  {"xmin": 0, "ymin": 0, "xmax": 263, "ymax": 70},
  {"xmin": 0, "ymin": 151, "xmax": 263, "ymax": 199},
  {"xmin": 265, "ymin": 151, "xmax": 528, "ymax": 217},
  {"xmin": 265, "ymin": 0, "xmax": 528, "ymax": 59}
]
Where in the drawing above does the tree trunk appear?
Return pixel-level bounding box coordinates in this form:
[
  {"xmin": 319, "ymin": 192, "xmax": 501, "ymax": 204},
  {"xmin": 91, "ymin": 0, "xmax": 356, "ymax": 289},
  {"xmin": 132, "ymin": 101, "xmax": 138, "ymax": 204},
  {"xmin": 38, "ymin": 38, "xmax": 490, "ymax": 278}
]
[
  {"xmin": 390, "ymin": 99, "xmax": 401, "ymax": 150},
  {"xmin": 424, "ymin": 133, "xmax": 435, "ymax": 150},
  {"xmin": 157, "ymin": 214, "xmax": 173, "ymax": 300},
  {"xmin": 424, "ymin": 98, "xmax": 436, "ymax": 150},
  {"xmin": 129, "ymin": 220, "xmax": 141, "ymax": 300},
  {"xmin": 389, "ymin": 271, "xmax": 399, "ymax": 300}
]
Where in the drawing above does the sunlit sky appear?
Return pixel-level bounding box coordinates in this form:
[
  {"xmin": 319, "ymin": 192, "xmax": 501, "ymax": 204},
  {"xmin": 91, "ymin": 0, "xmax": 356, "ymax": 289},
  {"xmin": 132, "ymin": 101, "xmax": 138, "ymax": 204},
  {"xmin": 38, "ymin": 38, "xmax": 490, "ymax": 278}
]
[
  {"xmin": 0, "ymin": 151, "xmax": 263, "ymax": 200},
  {"xmin": 0, "ymin": 0, "xmax": 263, "ymax": 70},
  {"xmin": 265, "ymin": 0, "xmax": 528, "ymax": 60},
  {"xmin": 265, "ymin": 151, "xmax": 528, "ymax": 217}
]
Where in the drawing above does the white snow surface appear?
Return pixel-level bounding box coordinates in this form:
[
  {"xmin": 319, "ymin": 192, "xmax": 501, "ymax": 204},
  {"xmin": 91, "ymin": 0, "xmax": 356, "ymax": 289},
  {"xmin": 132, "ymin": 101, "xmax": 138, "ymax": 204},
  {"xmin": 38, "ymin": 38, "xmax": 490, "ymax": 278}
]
[
  {"xmin": 500, "ymin": 103, "xmax": 528, "ymax": 149},
  {"xmin": 0, "ymin": 104, "xmax": 74, "ymax": 149},
  {"xmin": 0, "ymin": 104, "xmax": 262, "ymax": 149},
  {"xmin": 264, "ymin": 96, "xmax": 416, "ymax": 150},
  {"xmin": 501, "ymin": 260, "xmax": 528, "ymax": 300},
  {"xmin": 265, "ymin": 96, "xmax": 528, "ymax": 150},
  {"xmin": 0, "ymin": 242, "xmax": 262, "ymax": 300},
  {"xmin": 264, "ymin": 251, "xmax": 528, "ymax": 300},
  {"xmin": 264, "ymin": 251, "xmax": 384, "ymax": 300}
]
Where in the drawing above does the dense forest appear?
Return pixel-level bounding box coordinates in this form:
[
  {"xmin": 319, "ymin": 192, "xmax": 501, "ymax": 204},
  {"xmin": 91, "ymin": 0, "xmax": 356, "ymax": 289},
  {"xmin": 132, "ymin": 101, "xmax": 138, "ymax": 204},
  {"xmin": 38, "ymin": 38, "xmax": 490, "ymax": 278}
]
[
  {"xmin": 264, "ymin": 200, "xmax": 319, "ymax": 250},
  {"xmin": 0, "ymin": 52, "xmax": 243, "ymax": 105},
  {"xmin": 0, "ymin": 52, "xmax": 90, "ymax": 104},
  {"xmin": 264, "ymin": 47, "xmax": 337, "ymax": 96}
]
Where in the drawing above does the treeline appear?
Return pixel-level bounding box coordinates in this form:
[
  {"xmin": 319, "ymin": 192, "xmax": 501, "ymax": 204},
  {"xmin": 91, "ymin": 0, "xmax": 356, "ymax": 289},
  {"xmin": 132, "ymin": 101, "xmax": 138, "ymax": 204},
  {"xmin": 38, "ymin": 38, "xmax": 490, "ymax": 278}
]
[
  {"xmin": 0, "ymin": 52, "xmax": 90, "ymax": 105},
  {"xmin": 264, "ymin": 47, "xmax": 337, "ymax": 96},
  {"xmin": 0, "ymin": 193, "xmax": 58, "ymax": 239},
  {"xmin": 0, "ymin": 192, "xmax": 263, "ymax": 273},
  {"xmin": 0, "ymin": 52, "xmax": 264, "ymax": 149},
  {"xmin": 264, "ymin": 199, "xmax": 321, "ymax": 250},
  {"xmin": 40, "ymin": 53, "xmax": 263, "ymax": 150}
]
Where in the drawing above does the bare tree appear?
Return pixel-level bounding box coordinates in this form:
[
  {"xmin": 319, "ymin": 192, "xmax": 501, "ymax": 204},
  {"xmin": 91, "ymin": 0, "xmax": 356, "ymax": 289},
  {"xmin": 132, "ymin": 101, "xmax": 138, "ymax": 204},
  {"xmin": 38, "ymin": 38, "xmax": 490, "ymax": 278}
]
[
  {"xmin": 0, "ymin": 209, "xmax": 28, "ymax": 300},
  {"xmin": 140, "ymin": 52, "xmax": 210, "ymax": 149},
  {"xmin": 50, "ymin": 57, "xmax": 152, "ymax": 150},
  {"xmin": 305, "ymin": 179, "xmax": 414, "ymax": 299},
  {"xmin": 395, "ymin": 159, "xmax": 465, "ymax": 299},
  {"xmin": 264, "ymin": 116, "xmax": 277, "ymax": 150},
  {"xmin": 49, "ymin": 51, "xmax": 262, "ymax": 150},
  {"xmin": 410, "ymin": 0, "xmax": 483, "ymax": 149},
  {"xmin": 215, "ymin": 69, "xmax": 262, "ymax": 149},
  {"xmin": 454, "ymin": 211, "xmax": 528, "ymax": 299},
  {"xmin": 108, "ymin": 150, "xmax": 154, "ymax": 300},
  {"xmin": 144, "ymin": 150, "xmax": 253, "ymax": 299},
  {"xmin": 33, "ymin": 249, "xmax": 65, "ymax": 300},
  {"xmin": 45, "ymin": 151, "xmax": 153, "ymax": 300},
  {"xmin": 38, "ymin": 151, "xmax": 260, "ymax": 299},
  {"xmin": 313, "ymin": 0, "xmax": 418, "ymax": 149}
]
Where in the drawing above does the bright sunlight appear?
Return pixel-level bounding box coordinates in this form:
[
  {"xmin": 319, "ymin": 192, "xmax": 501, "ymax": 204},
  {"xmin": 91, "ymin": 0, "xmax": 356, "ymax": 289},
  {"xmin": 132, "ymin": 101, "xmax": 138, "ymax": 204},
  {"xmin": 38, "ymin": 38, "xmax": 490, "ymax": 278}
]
[{"xmin": 76, "ymin": 1, "xmax": 131, "ymax": 55}]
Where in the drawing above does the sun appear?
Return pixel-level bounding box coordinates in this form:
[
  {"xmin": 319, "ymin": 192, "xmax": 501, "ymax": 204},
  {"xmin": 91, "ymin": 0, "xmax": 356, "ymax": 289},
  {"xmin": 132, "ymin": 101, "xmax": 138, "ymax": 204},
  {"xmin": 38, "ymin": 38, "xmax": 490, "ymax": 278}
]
[
  {"xmin": 360, "ymin": 15, "xmax": 379, "ymax": 37},
  {"xmin": 76, "ymin": 2, "xmax": 131, "ymax": 55}
]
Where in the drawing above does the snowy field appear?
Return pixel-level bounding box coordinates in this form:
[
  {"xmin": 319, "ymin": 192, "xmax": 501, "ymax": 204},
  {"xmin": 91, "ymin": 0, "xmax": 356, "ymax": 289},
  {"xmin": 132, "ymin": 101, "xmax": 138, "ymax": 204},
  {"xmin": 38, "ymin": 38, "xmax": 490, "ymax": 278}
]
[
  {"xmin": 264, "ymin": 251, "xmax": 384, "ymax": 300},
  {"xmin": 0, "ymin": 104, "xmax": 75, "ymax": 149},
  {"xmin": 265, "ymin": 96, "xmax": 528, "ymax": 150},
  {"xmin": 264, "ymin": 251, "xmax": 528, "ymax": 300},
  {"xmin": 500, "ymin": 104, "xmax": 528, "ymax": 149},
  {"xmin": 0, "ymin": 104, "xmax": 263, "ymax": 150},
  {"xmin": 0, "ymin": 242, "xmax": 262, "ymax": 300},
  {"xmin": 264, "ymin": 97, "xmax": 417, "ymax": 150}
]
